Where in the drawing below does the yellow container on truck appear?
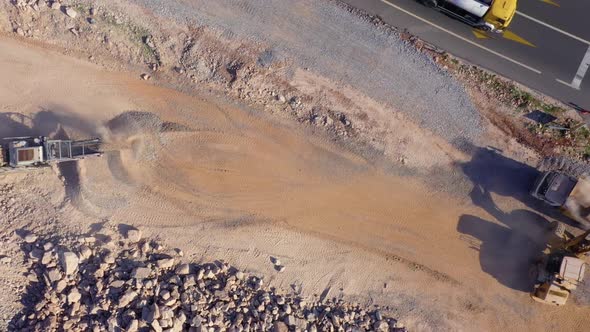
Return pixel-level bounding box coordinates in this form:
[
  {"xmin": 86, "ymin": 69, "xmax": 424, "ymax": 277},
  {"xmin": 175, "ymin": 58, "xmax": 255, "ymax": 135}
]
[{"xmin": 423, "ymin": 0, "xmax": 517, "ymax": 32}]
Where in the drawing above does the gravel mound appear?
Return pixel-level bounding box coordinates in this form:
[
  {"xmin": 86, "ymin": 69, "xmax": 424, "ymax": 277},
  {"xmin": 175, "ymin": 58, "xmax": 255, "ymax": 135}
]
[
  {"xmin": 10, "ymin": 228, "xmax": 404, "ymax": 331},
  {"xmin": 131, "ymin": 0, "xmax": 482, "ymax": 148}
]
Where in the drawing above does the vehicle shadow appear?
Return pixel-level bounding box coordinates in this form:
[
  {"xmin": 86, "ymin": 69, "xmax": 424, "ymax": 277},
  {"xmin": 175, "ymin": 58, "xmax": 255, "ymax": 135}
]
[
  {"xmin": 460, "ymin": 146, "xmax": 580, "ymax": 228},
  {"xmin": 457, "ymin": 191, "xmax": 550, "ymax": 292},
  {"xmin": 457, "ymin": 146, "xmax": 564, "ymax": 292}
]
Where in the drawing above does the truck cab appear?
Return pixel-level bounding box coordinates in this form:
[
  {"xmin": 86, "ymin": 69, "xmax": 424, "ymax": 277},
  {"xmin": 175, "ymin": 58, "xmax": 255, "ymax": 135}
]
[
  {"xmin": 531, "ymin": 171, "xmax": 578, "ymax": 207},
  {"xmin": 483, "ymin": 0, "xmax": 516, "ymax": 31},
  {"xmin": 531, "ymin": 171, "xmax": 590, "ymax": 227}
]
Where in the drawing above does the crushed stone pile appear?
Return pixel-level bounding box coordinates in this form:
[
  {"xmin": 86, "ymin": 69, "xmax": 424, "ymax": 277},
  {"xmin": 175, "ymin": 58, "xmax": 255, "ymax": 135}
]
[{"xmin": 10, "ymin": 228, "xmax": 405, "ymax": 332}]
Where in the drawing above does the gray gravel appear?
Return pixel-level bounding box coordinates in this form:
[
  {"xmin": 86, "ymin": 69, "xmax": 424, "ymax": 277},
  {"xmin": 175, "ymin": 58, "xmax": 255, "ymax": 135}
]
[{"xmin": 129, "ymin": 0, "xmax": 483, "ymax": 148}]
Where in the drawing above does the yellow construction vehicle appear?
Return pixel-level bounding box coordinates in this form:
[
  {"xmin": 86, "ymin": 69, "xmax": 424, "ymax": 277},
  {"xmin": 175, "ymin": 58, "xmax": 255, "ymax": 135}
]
[
  {"xmin": 532, "ymin": 223, "xmax": 589, "ymax": 306},
  {"xmin": 421, "ymin": 0, "xmax": 517, "ymax": 32}
]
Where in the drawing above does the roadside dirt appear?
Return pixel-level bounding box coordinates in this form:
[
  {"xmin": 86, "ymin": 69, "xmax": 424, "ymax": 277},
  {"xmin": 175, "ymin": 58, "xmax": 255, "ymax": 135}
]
[{"xmin": 1, "ymin": 34, "xmax": 589, "ymax": 332}]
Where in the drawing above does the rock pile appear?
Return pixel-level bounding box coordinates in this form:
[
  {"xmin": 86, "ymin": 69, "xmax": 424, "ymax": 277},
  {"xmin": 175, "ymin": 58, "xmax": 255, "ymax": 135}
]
[{"xmin": 11, "ymin": 229, "xmax": 404, "ymax": 332}]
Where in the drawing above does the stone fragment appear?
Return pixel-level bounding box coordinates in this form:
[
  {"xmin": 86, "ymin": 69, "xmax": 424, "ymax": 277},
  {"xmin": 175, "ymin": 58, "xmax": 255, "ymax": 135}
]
[
  {"xmin": 126, "ymin": 228, "xmax": 142, "ymax": 242},
  {"xmin": 67, "ymin": 288, "xmax": 81, "ymax": 304},
  {"xmin": 156, "ymin": 258, "xmax": 175, "ymax": 269},
  {"xmin": 47, "ymin": 269, "xmax": 62, "ymax": 282},
  {"xmin": 127, "ymin": 319, "xmax": 139, "ymax": 332},
  {"xmin": 118, "ymin": 290, "xmax": 138, "ymax": 307},
  {"xmin": 60, "ymin": 251, "xmax": 79, "ymax": 275},
  {"xmin": 175, "ymin": 264, "xmax": 190, "ymax": 275},
  {"xmin": 24, "ymin": 233, "xmax": 37, "ymax": 243},
  {"xmin": 131, "ymin": 267, "xmax": 151, "ymax": 279},
  {"xmin": 65, "ymin": 7, "xmax": 77, "ymax": 18},
  {"xmin": 273, "ymin": 321, "xmax": 289, "ymax": 332},
  {"xmin": 79, "ymin": 245, "xmax": 92, "ymax": 260}
]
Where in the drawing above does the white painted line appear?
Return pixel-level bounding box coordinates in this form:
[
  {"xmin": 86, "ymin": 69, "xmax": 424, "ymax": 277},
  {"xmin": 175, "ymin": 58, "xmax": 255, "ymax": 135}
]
[
  {"xmin": 572, "ymin": 46, "xmax": 590, "ymax": 88},
  {"xmin": 556, "ymin": 78, "xmax": 573, "ymax": 87},
  {"xmin": 556, "ymin": 46, "xmax": 590, "ymax": 90},
  {"xmin": 516, "ymin": 11, "xmax": 590, "ymax": 46},
  {"xmin": 378, "ymin": 0, "xmax": 542, "ymax": 74}
]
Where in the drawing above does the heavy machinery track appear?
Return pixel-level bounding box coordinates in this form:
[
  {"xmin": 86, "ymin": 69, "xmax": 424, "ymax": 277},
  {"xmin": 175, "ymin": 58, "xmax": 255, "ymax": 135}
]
[{"xmin": 538, "ymin": 156, "xmax": 590, "ymax": 178}]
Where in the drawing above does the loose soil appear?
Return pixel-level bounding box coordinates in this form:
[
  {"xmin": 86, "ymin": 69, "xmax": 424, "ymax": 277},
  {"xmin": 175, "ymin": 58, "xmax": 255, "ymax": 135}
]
[{"xmin": 0, "ymin": 35, "xmax": 589, "ymax": 332}]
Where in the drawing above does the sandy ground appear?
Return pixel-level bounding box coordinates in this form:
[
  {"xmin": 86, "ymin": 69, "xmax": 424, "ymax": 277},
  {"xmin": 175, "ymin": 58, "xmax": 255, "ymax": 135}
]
[{"xmin": 0, "ymin": 35, "xmax": 589, "ymax": 331}]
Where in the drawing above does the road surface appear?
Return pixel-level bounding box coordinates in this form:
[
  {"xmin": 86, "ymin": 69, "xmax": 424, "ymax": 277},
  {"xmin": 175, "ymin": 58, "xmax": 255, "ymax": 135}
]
[{"xmin": 342, "ymin": 0, "xmax": 590, "ymax": 111}]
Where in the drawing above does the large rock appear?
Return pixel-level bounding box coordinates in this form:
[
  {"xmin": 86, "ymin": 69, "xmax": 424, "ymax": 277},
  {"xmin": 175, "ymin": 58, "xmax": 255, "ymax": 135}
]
[
  {"xmin": 118, "ymin": 290, "xmax": 138, "ymax": 307},
  {"xmin": 126, "ymin": 228, "xmax": 142, "ymax": 243},
  {"xmin": 156, "ymin": 258, "xmax": 175, "ymax": 269},
  {"xmin": 175, "ymin": 263, "xmax": 190, "ymax": 275},
  {"xmin": 373, "ymin": 320, "xmax": 389, "ymax": 331},
  {"xmin": 284, "ymin": 315, "xmax": 296, "ymax": 327},
  {"xmin": 131, "ymin": 267, "xmax": 151, "ymax": 279},
  {"xmin": 60, "ymin": 251, "xmax": 79, "ymax": 275},
  {"xmin": 142, "ymin": 303, "xmax": 160, "ymax": 323},
  {"xmin": 78, "ymin": 245, "xmax": 92, "ymax": 260},
  {"xmin": 64, "ymin": 7, "xmax": 77, "ymax": 18},
  {"xmin": 67, "ymin": 288, "xmax": 81, "ymax": 304},
  {"xmin": 272, "ymin": 322, "xmax": 289, "ymax": 332},
  {"xmin": 127, "ymin": 319, "xmax": 139, "ymax": 332},
  {"xmin": 47, "ymin": 268, "xmax": 62, "ymax": 283},
  {"xmin": 24, "ymin": 233, "xmax": 37, "ymax": 243},
  {"xmin": 151, "ymin": 320, "xmax": 163, "ymax": 332}
]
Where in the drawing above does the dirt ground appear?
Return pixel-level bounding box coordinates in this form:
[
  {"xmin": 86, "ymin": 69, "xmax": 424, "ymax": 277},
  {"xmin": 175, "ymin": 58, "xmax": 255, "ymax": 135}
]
[{"xmin": 0, "ymin": 32, "xmax": 589, "ymax": 332}]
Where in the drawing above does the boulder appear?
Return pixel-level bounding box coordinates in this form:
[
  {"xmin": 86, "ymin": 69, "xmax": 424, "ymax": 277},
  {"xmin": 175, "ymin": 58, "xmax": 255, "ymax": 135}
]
[
  {"xmin": 24, "ymin": 233, "xmax": 37, "ymax": 243},
  {"xmin": 156, "ymin": 258, "xmax": 175, "ymax": 269},
  {"xmin": 118, "ymin": 290, "xmax": 138, "ymax": 307},
  {"xmin": 272, "ymin": 321, "xmax": 289, "ymax": 332},
  {"xmin": 131, "ymin": 267, "xmax": 151, "ymax": 279},
  {"xmin": 175, "ymin": 264, "xmax": 190, "ymax": 275},
  {"xmin": 64, "ymin": 7, "xmax": 77, "ymax": 18},
  {"xmin": 126, "ymin": 228, "xmax": 142, "ymax": 242},
  {"xmin": 60, "ymin": 251, "xmax": 79, "ymax": 275},
  {"xmin": 47, "ymin": 268, "xmax": 62, "ymax": 283},
  {"xmin": 127, "ymin": 319, "xmax": 139, "ymax": 332},
  {"xmin": 67, "ymin": 288, "xmax": 81, "ymax": 304}
]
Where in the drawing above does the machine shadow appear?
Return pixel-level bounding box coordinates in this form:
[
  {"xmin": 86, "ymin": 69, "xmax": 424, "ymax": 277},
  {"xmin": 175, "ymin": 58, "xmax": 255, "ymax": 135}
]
[
  {"xmin": 457, "ymin": 146, "xmax": 565, "ymax": 292},
  {"xmin": 457, "ymin": 208, "xmax": 550, "ymax": 292},
  {"xmin": 460, "ymin": 146, "xmax": 580, "ymax": 228}
]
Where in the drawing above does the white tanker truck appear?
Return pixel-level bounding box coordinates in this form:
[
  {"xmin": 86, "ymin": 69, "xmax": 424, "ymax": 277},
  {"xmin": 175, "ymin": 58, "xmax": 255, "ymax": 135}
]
[{"xmin": 421, "ymin": 0, "xmax": 517, "ymax": 33}]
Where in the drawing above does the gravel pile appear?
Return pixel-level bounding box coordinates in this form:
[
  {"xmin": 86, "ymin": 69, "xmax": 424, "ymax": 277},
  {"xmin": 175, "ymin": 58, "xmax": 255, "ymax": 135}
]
[
  {"xmin": 11, "ymin": 228, "xmax": 404, "ymax": 331},
  {"xmin": 130, "ymin": 0, "xmax": 482, "ymax": 148}
]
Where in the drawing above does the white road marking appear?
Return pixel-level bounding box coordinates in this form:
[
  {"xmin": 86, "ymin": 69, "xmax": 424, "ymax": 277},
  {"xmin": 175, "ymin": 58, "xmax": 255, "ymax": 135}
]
[
  {"xmin": 378, "ymin": 0, "xmax": 542, "ymax": 74},
  {"xmin": 557, "ymin": 46, "xmax": 590, "ymax": 90},
  {"xmin": 516, "ymin": 11, "xmax": 590, "ymax": 46}
]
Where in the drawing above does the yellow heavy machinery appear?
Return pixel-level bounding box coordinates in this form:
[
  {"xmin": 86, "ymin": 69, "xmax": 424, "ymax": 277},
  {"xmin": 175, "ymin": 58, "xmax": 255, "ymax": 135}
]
[
  {"xmin": 532, "ymin": 223, "xmax": 589, "ymax": 306},
  {"xmin": 421, "ymin": 0, "xmax": 517, "ymax": 32}
]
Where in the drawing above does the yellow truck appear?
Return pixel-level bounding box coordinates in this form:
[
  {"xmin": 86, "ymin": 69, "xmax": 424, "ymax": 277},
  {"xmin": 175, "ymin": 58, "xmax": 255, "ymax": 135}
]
[{"xmin": 421, "ymin": 0, "xmax": 517, "ymax": 32}]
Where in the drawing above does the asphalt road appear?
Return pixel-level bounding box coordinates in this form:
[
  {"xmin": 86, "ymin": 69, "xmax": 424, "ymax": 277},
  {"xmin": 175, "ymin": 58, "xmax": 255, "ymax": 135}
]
[{"xmin": 341, "ymin": 0, "xmax": 590, "ymax": 112}]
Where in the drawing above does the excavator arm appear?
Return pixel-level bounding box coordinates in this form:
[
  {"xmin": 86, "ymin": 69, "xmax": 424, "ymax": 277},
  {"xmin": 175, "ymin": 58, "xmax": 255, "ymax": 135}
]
[{"xmin": 563, "ymin": 228, "xmax": 590, "ymax": 256}]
